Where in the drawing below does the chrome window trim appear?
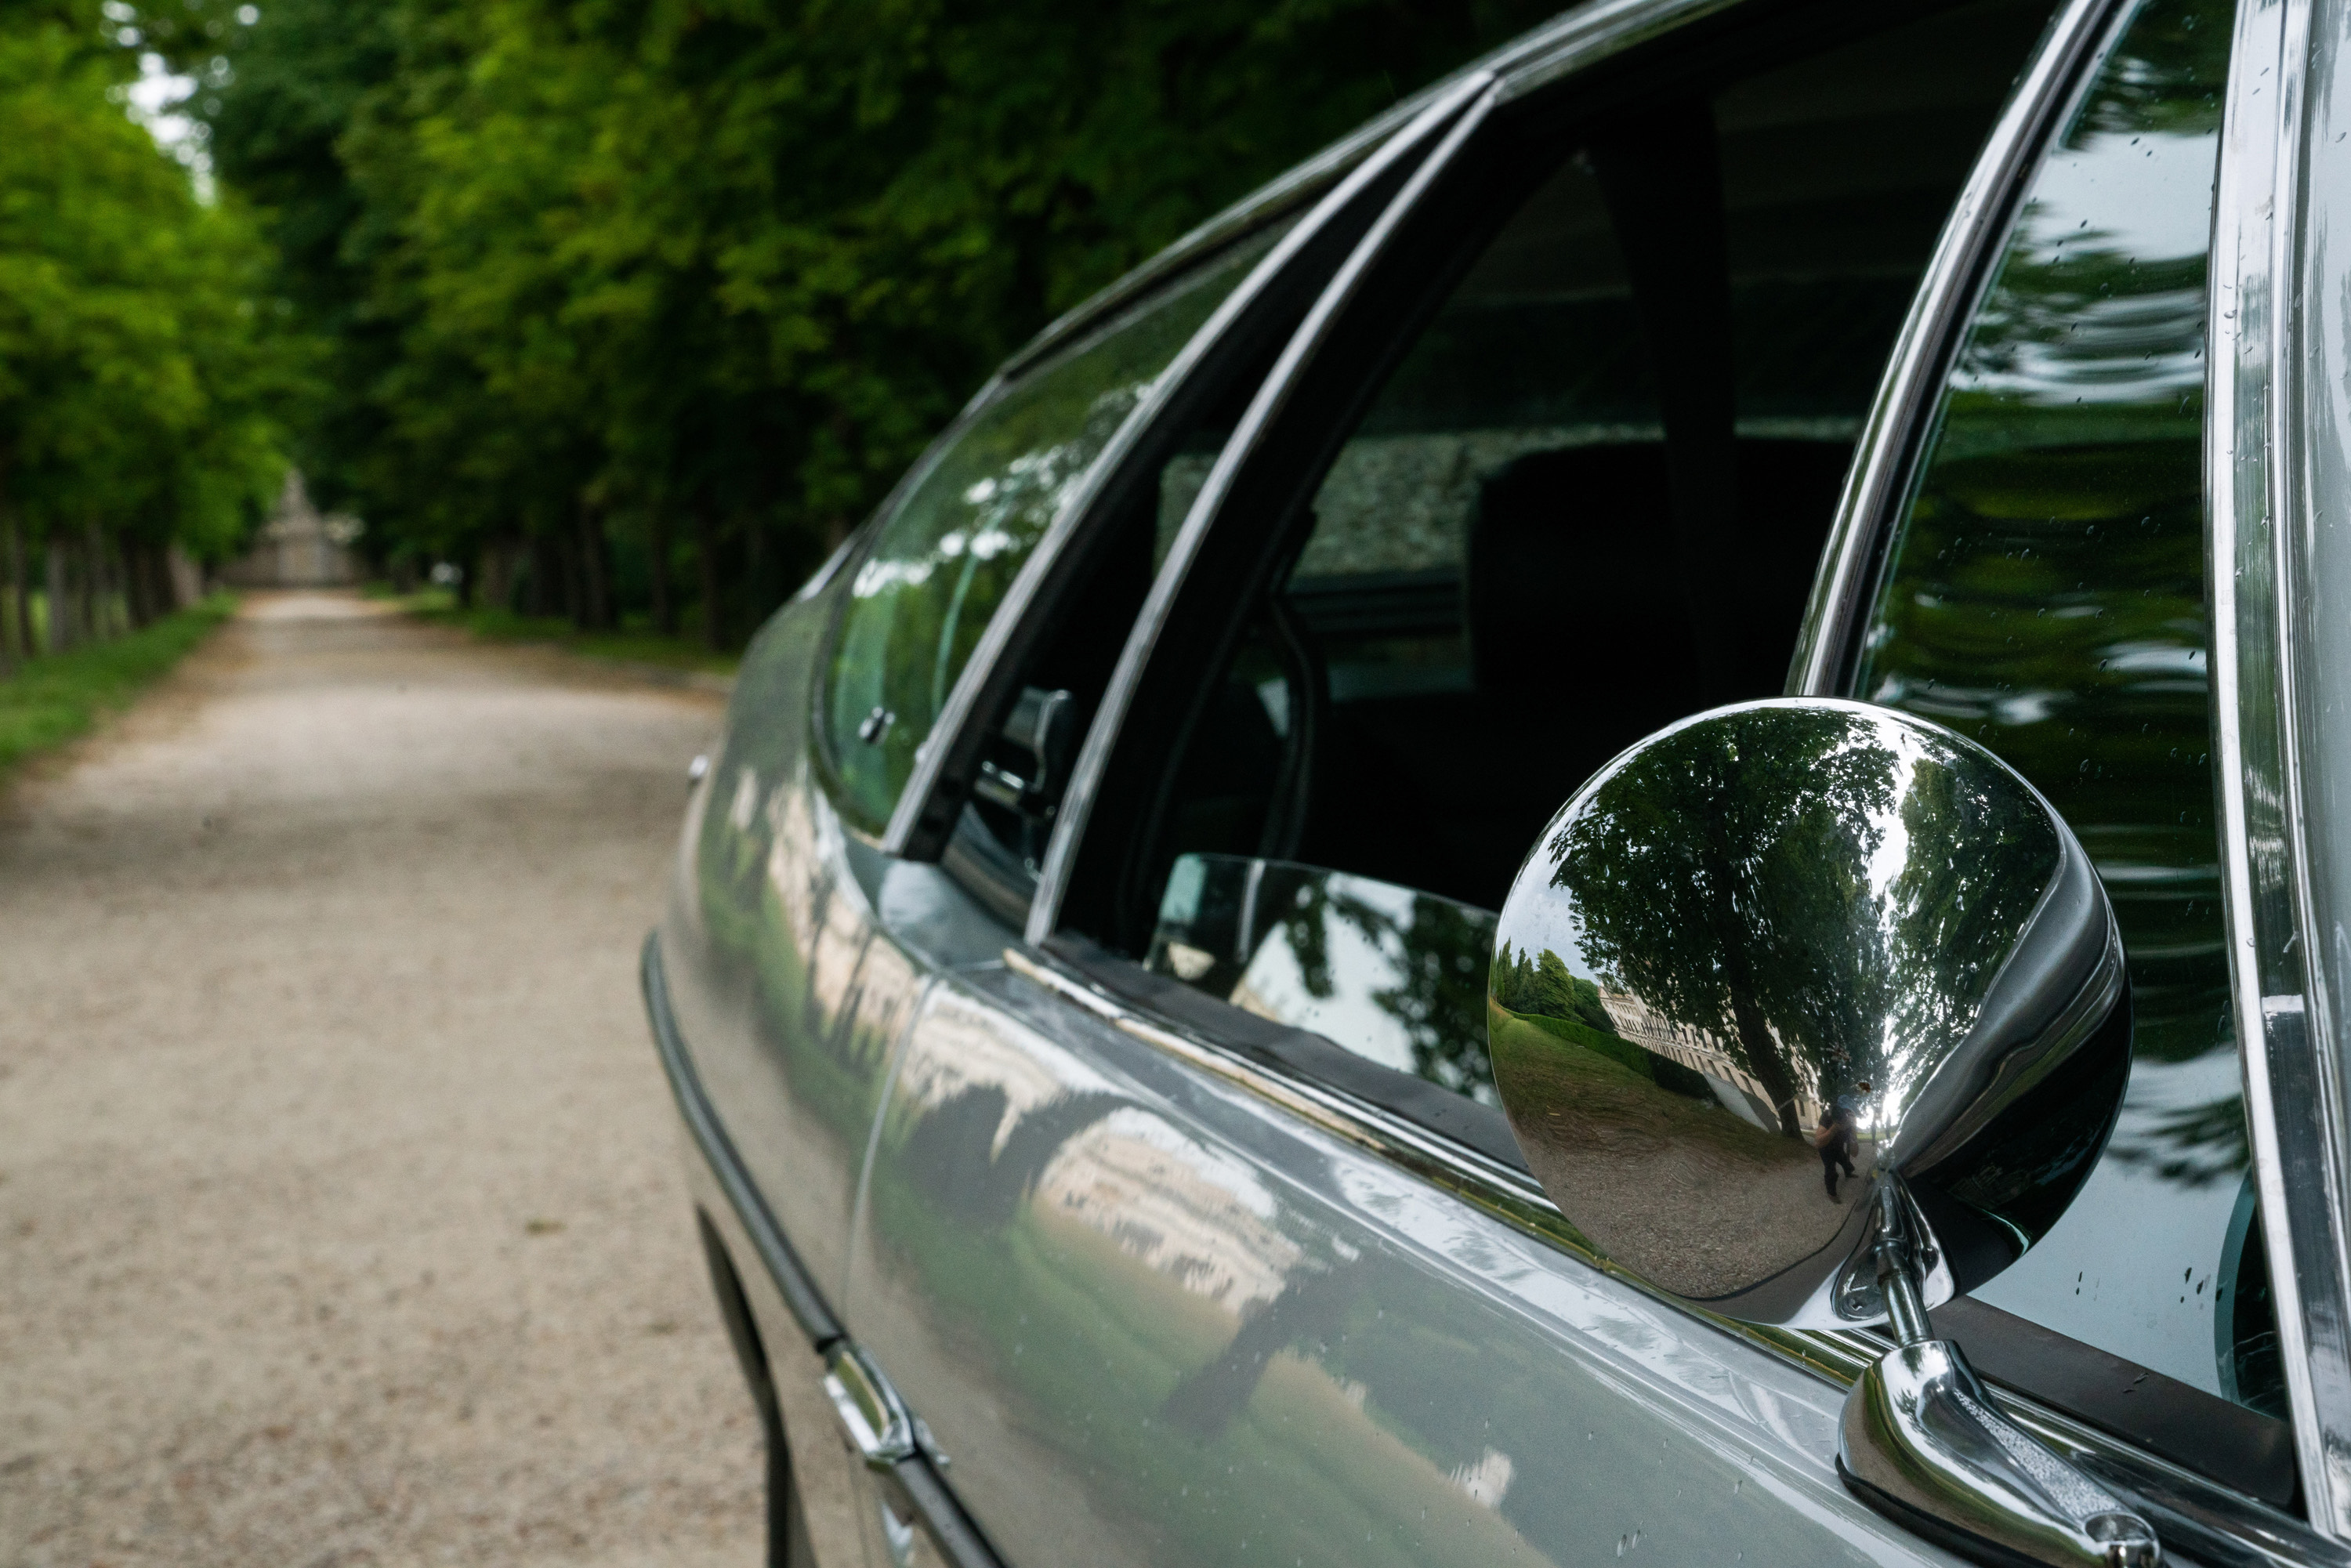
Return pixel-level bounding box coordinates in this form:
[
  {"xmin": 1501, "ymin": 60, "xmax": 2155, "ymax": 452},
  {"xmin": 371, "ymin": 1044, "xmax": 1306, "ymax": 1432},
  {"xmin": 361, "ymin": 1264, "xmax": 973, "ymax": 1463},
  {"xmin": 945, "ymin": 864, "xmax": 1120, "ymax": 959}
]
[
  {"xmin": 1025, "ymin": 77, "xmax": 1505, "ymax": 943},
  {"xmin": 2212, "ymin": 0, "xmax": 2351, "ymax": 1536},
  {"xmin": 878, "ymin": 74, "xmax": 1492, "ymax": 859},
  {"xmin": 1002, "ymin": 940, "xmax": 2347, "ymax": 1567},
  {"xmin": 1788, "ymin": 0, "xmax": 2125, "ymax": 697}
]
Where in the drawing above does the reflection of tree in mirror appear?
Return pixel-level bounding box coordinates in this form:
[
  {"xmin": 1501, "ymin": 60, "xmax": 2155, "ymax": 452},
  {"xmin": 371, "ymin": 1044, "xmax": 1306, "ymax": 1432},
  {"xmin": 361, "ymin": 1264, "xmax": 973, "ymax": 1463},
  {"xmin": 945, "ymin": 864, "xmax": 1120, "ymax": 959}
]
[
  {"xmin": 1546, "ymin": 708, "xmax": 1904, "ymax": 1135},
  {"xmin": 1491, "ymin": 944, "xmax": 1612, "ymax": 1033},
  {"xmin": 1884, "ymin": 754, "xmax": 2060, "ymax": 1054},
  {"xmin": 1370, "ymin": 896, "xmax": 1498, "ymax": 1098}
]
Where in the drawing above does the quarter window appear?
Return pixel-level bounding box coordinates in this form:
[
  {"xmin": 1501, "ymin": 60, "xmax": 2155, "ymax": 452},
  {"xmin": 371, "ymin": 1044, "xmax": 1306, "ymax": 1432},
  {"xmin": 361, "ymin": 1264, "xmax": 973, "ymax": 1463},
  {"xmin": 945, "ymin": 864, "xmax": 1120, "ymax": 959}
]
[
  {"xmin": 1848, "ymin": 0, "xmax": 2273, "ymax": 1415},
  {"xmin": 821, "ymin": 230, "xmax": 1281, "ymax": 834}
]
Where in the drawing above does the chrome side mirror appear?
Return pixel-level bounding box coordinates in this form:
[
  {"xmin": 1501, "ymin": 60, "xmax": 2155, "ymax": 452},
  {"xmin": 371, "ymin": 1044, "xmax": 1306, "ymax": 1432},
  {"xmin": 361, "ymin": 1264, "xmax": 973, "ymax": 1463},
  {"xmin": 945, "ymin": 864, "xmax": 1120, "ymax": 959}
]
[{"xmin": 1490, "ymin": 699, "xmax": 2155, "ymax": 1568}]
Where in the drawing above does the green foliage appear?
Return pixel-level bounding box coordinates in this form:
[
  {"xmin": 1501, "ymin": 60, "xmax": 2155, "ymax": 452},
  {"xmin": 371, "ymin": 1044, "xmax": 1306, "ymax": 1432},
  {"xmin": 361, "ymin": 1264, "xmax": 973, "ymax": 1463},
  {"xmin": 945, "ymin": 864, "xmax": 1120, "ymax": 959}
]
[
  {"xmin": 202, "ymin": 0, "xmax": 1563, "ymax": 643},
  {"xmin": 0, "ymin": 592, "xmax": 234, "ymax": 773},
  {"xmin": 0, "ymin": 2, "xmax": 302, "ymax": 591}
]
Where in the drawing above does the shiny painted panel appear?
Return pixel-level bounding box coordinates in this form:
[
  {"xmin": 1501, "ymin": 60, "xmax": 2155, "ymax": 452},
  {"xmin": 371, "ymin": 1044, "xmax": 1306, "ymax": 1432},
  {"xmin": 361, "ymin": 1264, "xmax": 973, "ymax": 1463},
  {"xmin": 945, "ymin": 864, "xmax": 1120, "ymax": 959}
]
[
  {"xmin": 843, "ymin": 959, "xmax": 1962, "ymax": 1568},
  {"xmin": 663, "ymin": 591, "xmax": 915, "ymax": 1313}
]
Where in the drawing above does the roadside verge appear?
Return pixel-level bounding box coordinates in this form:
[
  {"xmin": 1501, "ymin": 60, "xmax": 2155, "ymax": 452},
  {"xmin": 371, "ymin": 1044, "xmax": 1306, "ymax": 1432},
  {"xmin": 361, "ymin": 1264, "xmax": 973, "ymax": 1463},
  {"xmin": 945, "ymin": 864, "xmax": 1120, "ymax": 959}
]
[
  {"xmin": 0, "ymin": 593, "xmax": 238, "ymax": 780},
  {"xmin": 375, "ymin": 588, "xmax": 737, "ymax": 695}
]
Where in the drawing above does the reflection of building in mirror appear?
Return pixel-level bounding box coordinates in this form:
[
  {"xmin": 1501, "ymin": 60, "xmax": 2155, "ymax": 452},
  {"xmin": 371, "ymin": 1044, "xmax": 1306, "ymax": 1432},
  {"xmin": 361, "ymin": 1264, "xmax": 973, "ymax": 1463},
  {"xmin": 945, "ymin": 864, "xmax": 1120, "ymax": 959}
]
[{"xmin": 1596, "ymin": 987, "xmax": 1824, "ymax": 1132}]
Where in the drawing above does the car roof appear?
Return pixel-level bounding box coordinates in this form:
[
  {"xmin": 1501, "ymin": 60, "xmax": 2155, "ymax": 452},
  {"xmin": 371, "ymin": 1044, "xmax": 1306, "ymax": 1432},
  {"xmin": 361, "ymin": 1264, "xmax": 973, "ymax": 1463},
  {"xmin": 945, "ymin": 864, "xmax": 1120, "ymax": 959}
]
[{"xmin": 1001, "ymin": 0, "xmax": 1748, "ymax": 379}]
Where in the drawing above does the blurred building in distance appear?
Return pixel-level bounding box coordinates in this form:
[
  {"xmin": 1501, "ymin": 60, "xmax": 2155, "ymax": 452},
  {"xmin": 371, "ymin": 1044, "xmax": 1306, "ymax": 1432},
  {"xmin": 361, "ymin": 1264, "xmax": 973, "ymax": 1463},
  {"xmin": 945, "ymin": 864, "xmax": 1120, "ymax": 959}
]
[{"xmin": 219, "ymin": 472, "xmax": 363, "ymax": 588}]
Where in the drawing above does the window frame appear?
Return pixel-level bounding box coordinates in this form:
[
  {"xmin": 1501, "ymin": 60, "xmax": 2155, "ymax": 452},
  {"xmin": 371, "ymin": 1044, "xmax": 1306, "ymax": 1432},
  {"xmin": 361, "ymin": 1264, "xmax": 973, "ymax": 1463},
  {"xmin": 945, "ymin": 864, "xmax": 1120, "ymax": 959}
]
[{"xmin": 2208, "ymin": 0, "xmax": 2351, "ymax": 1540}]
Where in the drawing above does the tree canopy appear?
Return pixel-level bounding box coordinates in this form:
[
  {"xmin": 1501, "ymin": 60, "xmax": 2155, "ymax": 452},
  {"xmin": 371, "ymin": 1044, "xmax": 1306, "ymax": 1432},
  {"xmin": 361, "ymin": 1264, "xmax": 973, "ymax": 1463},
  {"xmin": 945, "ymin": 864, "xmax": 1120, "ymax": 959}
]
[
  {"xmin": 198, "ymin": 0, "xmax": 1563, "ymax": 644},
  {"xmin": 0, "ymin": 0, "xmax": 302, "ymax": 663}
]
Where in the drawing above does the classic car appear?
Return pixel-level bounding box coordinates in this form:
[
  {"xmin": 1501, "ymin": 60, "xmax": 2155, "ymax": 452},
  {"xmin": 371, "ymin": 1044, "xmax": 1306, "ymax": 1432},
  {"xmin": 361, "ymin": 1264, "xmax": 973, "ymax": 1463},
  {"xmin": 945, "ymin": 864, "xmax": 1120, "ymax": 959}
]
[{"xmin": 642, "ymin": 0, "xmax": 2351, "ymax": 1561}]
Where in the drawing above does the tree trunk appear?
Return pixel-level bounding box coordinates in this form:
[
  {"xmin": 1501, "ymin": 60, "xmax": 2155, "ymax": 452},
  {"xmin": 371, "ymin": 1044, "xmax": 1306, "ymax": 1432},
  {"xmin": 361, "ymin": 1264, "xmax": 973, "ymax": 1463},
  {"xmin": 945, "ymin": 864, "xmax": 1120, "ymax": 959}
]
[
  {"xmin": 524, "ymin": 533, "xmax": 558, "ymax": 617},
  {"xmin": 552, "ymin": 527, "xmax": 579, "ymax": 623},
  {"xmin": 84, "ymin": 522, "xmax": 110, "ymax": 643},
  {"xmin": 647, "ymin": 509, "xmax": 675, "ymax": 636},
  {"xmin": 474, "ymin": 539, "xmax": 510, "ymax": 612},
  {"xmin": 165, "ymin": 545, "xmax": 201, "ymax": 610},
  {"xmin": 1701, "ymin": 830, "xmax": 1804, "ymax": 1137},
  {"xmin": 124, "ymin": 541, "xmax": 151, "ymax": 629},
  {"xmin": 45, "ymin": 535, "xmax": 72, "ymax": 652},
  {"xmin": 744, "ymin": 509, "xmax": 766, "ymax": 622},
  {"xmin": 695, "ymin": 509, "xmax": 723, "ymax": 650},
  {"xmin": 0, "ymin": 513, "xmax": 22, "ymax": 672},
  {"xmin": 576, "ymin": 502, "xmax": 611, "ymax": 632}
]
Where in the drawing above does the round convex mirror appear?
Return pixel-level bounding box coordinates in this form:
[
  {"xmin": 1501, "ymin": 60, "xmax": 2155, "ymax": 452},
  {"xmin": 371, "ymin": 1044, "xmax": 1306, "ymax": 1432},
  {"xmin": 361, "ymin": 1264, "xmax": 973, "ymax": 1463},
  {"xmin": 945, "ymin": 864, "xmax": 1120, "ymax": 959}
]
[{"xmin": 1488, "ymin": 698, "xmax": 2130, "ymax": 1329}]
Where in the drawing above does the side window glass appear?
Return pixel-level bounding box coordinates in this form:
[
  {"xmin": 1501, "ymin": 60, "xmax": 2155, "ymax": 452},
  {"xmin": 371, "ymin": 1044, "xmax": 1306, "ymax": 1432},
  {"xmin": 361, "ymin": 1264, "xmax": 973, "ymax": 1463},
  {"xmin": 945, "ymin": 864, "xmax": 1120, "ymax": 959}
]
[
  {"xmin": 1848, "ymin": 0, "xmax": 2272, "ymax": 1414},
  {"xmin": 1132, "ymin": 0, "xmax": 2054, "ymax": 1105},
  {"xmin": 1147, "ymin": 853, "xmax": 1500, "ymax": 1102},
  {"xmin": 1150, "ymin": 0, "xmax": 2052, "ymax": 917},
  {"xmin": 821, "ymin": 228, "xmax": 1281, "ymax": 835}
]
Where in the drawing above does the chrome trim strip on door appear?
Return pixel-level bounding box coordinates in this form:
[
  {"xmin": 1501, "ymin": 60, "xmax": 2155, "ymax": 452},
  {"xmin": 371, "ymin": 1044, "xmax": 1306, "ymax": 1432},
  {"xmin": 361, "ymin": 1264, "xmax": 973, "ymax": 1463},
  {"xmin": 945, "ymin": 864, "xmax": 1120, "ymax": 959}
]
[
  {"xmin": 879, "ymin": 74, "xmax": 1493, "ymax": 860},
  {"xmin": 1788, "ymin": 0, "xmax": 2125, "ymax": 697},
  {"xmin": 824, "ymin": 1342, "xmax": 918, "ymax": 1468},
  {"xmin": 1002, "ymin": 943, "xmax": 2347, "ymax": 1567},
  {"xmin": 2211, "ymin": 0, "xmax": 2351, "ymax": 1535}
]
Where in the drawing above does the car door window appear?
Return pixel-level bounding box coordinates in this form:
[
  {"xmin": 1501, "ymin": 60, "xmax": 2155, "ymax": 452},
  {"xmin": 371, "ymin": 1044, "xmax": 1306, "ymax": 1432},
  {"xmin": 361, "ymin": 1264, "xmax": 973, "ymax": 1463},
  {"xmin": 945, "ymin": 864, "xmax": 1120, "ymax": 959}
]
[
  {"xmin": 1846, "ymin": 0, "xmax": 2279, "ymax": 1419},
  {"xmin": 1097, "ymin": 0, "xmax": 2055, "ymax": 1103},
  {"xmin": 820, "ymin": 224, "xmax": 1285, "ymax": 835}
]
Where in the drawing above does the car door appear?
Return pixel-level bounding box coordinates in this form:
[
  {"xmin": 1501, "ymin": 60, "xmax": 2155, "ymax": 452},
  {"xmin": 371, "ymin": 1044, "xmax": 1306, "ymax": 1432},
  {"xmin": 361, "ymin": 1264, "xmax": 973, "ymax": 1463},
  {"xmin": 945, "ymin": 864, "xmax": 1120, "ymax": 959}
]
[{"xmin": 833, "ymin": 2, "xmax": 2302, "ymax": 1566}]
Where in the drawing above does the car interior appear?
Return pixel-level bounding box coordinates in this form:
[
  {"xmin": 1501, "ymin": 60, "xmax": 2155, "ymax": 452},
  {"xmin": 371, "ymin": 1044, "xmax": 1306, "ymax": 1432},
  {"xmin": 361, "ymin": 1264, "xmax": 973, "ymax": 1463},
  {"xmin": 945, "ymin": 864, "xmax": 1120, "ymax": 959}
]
[
  {"xmin": 1140, "ymin": 0, "xmax": 2060, "ymax": 917},
  {"xmin": 956, "ymin": 0, "xmax": 2059, "ymax": 954}
]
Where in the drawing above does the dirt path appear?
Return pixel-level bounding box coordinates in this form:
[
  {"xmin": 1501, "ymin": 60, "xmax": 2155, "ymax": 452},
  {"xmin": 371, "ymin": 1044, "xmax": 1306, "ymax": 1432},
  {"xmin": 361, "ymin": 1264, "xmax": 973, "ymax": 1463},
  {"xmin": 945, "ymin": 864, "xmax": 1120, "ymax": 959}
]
[{"xmin": 0, "ymin": 592, "xmax": 764, "ymax": 1567}]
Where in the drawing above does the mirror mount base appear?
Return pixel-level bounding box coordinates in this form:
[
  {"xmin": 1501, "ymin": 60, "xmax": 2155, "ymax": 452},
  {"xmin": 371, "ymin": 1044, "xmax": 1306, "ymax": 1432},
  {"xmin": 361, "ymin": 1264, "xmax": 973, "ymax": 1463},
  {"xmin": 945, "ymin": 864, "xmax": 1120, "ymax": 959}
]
[{"xmin": 1840, "ymin": 1241, "xmax": 2159, "ymax": 1567}]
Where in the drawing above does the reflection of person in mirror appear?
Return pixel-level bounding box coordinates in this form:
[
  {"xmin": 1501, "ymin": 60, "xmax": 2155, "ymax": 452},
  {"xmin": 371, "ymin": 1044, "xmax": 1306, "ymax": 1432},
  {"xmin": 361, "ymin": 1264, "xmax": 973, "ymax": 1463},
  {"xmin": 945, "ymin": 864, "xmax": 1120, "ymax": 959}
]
[{"xmin": 1816, "ymin": 1095, "xmax": 1860, "ymax": 1200}]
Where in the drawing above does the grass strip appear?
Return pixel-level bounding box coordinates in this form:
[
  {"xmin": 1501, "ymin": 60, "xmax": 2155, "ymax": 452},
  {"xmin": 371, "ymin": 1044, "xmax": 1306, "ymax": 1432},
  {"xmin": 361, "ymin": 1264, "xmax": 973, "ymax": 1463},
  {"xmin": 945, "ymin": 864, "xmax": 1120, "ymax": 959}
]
[
  {"xmin": 375, "ymin": 586, "xmax": 738, "ymax": 678},
  {"xmin": 0, "ymin": 593, "xmax": 237, "ymax": 777}
]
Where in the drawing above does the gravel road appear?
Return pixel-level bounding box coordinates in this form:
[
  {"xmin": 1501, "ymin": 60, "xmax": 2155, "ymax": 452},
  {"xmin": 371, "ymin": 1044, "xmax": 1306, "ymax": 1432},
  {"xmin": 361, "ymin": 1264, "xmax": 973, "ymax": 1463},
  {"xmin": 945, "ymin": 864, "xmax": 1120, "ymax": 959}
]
[{"xmin": 0, "ymin": 592, "xmax": 765, "ymax": 1567}]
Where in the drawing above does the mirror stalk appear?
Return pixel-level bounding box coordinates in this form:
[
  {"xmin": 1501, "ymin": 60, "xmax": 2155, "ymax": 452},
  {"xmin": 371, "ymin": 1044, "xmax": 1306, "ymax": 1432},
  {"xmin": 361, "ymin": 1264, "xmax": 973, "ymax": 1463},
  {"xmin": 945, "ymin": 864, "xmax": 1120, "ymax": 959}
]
[{"xmin": 1874, "ymin": 1185, "xmax": 1934, "ymax": 1349}]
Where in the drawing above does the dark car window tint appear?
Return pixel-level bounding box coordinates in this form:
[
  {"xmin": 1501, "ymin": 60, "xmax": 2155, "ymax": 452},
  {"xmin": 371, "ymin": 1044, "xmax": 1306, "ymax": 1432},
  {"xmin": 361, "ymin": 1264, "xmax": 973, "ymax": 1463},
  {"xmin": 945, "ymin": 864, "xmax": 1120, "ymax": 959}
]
[
  {"xmin": 1847, "ymin": 0, "xmax": 2273, "ymax": 1414},
  {"xmin": 821, "ymin": 226, "xmax": 1282, "ymax": 835},
  {"xmin": 1150, "ymin": 0, "xmax": 2054, "ymax": 925},
  {"xmin": 1119, "ymin": 0, "xmax": 2054, "ymax": 1111}
]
